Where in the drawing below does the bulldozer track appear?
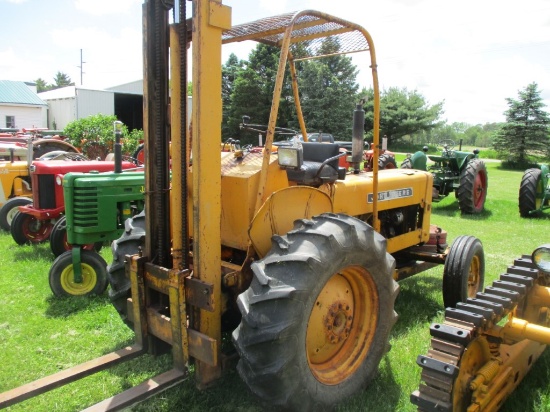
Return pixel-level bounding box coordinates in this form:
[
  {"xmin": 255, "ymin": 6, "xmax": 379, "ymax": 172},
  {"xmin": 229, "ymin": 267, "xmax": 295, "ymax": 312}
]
[{"xmin": 411, "ymin": 255, "xmax": 540, "ymax": 411}]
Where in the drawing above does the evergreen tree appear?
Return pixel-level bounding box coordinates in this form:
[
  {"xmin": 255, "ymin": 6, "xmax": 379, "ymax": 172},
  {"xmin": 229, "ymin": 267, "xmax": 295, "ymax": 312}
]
[
  {"xmin": 221, "ymin": 53, "xmax": 244, "ymax": 140},
  {"xmin": 52, "ymin": 71, "xmax": 74, "ymax": 89},
  {"xmin": 362, "ymin": 87, "xmax": 443, "ymax": 146},
  {"xmin": 34, "ymin": 78, "xmax": 49, "ymax": 93},
  {"xmin": 492, "ymin": 82, "xmax": 550, "ymax": 164},
  {"xmin": 298, "ymin": 37, "xmax": 359, "ymax": 139},
  {"xmin": 227, "ymin": 44, "xmax": 283, "ymax": 145}
]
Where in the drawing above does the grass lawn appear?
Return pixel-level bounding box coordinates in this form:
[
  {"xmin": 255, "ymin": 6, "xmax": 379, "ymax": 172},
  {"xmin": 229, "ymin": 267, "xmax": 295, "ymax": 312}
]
[{"xmin": 2, "ymin": 160, "xmax": 550, "ymax": 411}]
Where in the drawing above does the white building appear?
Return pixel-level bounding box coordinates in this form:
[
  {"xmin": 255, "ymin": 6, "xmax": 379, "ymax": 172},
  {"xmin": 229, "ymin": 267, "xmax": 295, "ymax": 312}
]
[
  {"xmin": 0, "ymin": 80, "xmax": 48, "ymax": 130},
  {"xmin": 38, "ymin": 80, "xmax": 143, "ymax": 131}
]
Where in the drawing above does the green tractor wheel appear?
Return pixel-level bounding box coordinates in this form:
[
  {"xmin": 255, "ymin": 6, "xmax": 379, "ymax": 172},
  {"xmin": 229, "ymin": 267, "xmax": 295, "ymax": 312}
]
[
  {"xmin": 519, "ymin": 168, "xmax": 544, "ymax": 218},
  {"xmin": 49, "ymin": 250, "xmax": 108, "ymax": 297},
  {"xmin": 457, "ymin": 158, "xmax": 488, "ymax": 214}
]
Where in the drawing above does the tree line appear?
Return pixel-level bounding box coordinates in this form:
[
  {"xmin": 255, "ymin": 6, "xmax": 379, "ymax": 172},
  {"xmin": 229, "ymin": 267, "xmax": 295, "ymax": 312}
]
[
  {"xmin": 43, "ymin": 43, "xmax": 550, "ymax": 168},
  {"xmin": 35, "ymin": 72, "xmax": 74, "ymax": 92}
]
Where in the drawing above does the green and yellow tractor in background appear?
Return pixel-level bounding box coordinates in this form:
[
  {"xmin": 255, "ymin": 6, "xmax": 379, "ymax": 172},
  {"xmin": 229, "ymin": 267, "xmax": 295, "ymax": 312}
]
[{"xmin": 402, "ymin": 139, "xmax": 488, "ymax": 214}]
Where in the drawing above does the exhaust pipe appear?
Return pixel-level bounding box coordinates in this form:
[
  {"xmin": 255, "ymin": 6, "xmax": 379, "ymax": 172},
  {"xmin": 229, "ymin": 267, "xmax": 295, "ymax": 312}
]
[{"xmin": 351, "ymin": 101, "xmax": 365, "ymax": 173}]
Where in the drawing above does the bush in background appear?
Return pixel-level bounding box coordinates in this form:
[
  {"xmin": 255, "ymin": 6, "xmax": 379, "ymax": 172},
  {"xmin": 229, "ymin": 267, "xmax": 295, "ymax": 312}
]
[{"xmin": 63, "ymin": 114, "xmax": 142, "ymax": 160}]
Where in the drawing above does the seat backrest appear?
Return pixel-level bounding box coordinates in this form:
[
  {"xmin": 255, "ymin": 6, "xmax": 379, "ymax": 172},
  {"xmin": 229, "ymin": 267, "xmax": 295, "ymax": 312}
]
[{"xmin": 302, "ymin": 142, "xmax": 340, "ymax": 168}]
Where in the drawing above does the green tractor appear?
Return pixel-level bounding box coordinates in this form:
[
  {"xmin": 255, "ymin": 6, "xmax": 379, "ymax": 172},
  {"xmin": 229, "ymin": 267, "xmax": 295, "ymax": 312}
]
[
  {"xmin": 402, "ymin": 139, "xmax": 488, "ymax": 214},
  {"xmin": 48, "ymin": 123, "xmax": 145, "ymax": 297},
  {"xmin": 519, "ymin": 164, "xmax": 550, "ymax": 218}
]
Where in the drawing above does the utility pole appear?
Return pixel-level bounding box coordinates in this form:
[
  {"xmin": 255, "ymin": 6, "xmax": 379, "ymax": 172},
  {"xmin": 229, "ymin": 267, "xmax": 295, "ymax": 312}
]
[{"xmin": 77, "ymin": 49, "xmax": 86, "ymax": 85}]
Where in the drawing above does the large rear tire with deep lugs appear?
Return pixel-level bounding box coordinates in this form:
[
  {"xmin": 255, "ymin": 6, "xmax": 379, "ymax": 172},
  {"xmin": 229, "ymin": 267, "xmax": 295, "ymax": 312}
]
[
  {"xmin": 457, "ymin": 158, "xmax": 488, "ymax": 214},
  {"xmin": 519, "ymin": 168, "xmax": 543, "ymax": 218},
  {"xmin": 107, "ymin": 210, "xmax": 146, "ymax": 324},
  {"xmin": 232, "ymin": 213, "xmax": 398, "ymax": 411}
]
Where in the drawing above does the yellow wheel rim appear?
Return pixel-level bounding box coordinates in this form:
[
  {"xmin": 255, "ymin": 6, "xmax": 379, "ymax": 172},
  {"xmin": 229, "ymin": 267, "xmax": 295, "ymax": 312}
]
[
  {"xmin": 452, "ymin": 336, "xmax": 491, "ymax": 411},
  {"xmin": 60, "ymin": 263, "xmax": 97, "ymax": 295},
  {"xmin": 306, "ymin": 265, "xmax": 378, "ymax": 385},
  {"xmin": 467, "ymin": 255, "xmax": 481, "ymax": 299}
]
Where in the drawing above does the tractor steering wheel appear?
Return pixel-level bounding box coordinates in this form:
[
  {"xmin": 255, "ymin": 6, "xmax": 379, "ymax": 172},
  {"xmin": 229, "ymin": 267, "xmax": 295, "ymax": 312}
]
[{"xmin": 438, "ymin": 139, "xmax": 455, "ymax": 152}]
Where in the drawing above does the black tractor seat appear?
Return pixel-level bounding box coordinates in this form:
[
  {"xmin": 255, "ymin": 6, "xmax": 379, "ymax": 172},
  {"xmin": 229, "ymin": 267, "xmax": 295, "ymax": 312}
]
[{"xmin": 286, "ymin": 142, "xmax": 346, "ymax": 186}]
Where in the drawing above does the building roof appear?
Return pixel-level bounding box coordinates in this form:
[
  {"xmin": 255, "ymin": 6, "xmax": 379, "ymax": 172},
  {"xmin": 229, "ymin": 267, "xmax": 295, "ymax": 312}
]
[
  {"xmin": 0, "ymin": 80, "xmax": 47, "ymax": 106},
  {"xmin": 38, "ymin": 86, "xmax": 77, "ymax": 100}
]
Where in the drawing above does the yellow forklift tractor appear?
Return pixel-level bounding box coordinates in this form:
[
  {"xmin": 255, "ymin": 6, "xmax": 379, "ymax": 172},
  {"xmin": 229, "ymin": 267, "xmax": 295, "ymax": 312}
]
[{"xmin": 0, "ymin": 2, "xmax": 494, "ymax": 411}]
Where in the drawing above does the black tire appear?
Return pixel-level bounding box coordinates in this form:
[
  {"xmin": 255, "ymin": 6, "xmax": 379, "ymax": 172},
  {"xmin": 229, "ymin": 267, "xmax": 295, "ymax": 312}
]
[
  {"xmin": 107, "ymin": 210, "xmax": 146, "ymax": 323},
  {"xmin": 32, "ymin": 139, "xmax": 79, "ymax": 159},
  {"xmin": 10, "ymin": 211, "xmax": 53, "ymax": 245},
  {"xmin": 378, "ymin": 153, "xmax": 397, "ymax": 170},
  {"xmin": 400, "ymin": 158, "xmax": 412, "ymax": 169},
  {"xmin": 457, "ymin": 158, "xmax": 488, "ymax": 214},
  {"xmin": 519, "ymin": 168, "xmax": 543, "ymax": 218},
  {"xmin": 49, "ymin": 250, "xmax": 108, "ymax": 297},
  {"xmin": 0, "ymin": 197, "xmax": 32, "ymax": 231},
  {"xmin": 132, "ymin": 144, "xmax": 145, "ymax": 166},
  {"xmin": 49, "ymin": 216, "xmax": 103, "ymax": 257},
  {"xmin": 442, "ymin": 235, "xmax": 485, "ymax": 308},
  {"xmin": 232, "ymin": 213, "xmax": 398, "ymax": 411}
]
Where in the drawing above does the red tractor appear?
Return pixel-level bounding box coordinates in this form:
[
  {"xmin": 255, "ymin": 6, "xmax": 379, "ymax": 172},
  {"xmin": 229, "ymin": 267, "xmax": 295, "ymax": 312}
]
[{"xmin": 10, "ymin": 159, "xmax": 136, "ymax": 254}]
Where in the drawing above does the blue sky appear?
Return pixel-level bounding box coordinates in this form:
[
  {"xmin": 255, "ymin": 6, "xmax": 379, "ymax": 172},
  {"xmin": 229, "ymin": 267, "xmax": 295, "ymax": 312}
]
[{"xmin": 2, "ymin": 0, "xmax": 550, "ymax": 125}]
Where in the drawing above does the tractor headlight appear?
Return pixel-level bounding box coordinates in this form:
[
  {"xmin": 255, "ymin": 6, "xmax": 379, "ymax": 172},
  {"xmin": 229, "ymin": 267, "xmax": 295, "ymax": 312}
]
[
  {"xmin": 278, "ymin": 146, "xmax": 303, "ymax": 169},
  {"xmin": 532, "ymin": 244, "xmax": 550, "ymax": 273},
  {"xmin": 55, "ymin": 174, "xmax": 63, "ymax": 186}
]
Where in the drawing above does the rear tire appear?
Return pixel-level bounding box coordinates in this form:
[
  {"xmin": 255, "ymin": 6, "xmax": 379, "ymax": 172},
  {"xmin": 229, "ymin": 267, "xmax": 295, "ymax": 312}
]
[
  {"xmin": 10, "ymin": 212, "xmax": 53, "ymax": 245},
  {"xmin": 49, "ymin": 216, "xmax": 102, "ymax": 257},
  {"xmin": 401, "ymin": 158, "xmax": 412, "ymax": 169},
  {"xmin": 457, "ymin": 158, "xmax": 488, "ymax": 214},
  {"xmin": 49, "ymin": 250, "xmax": 108, "ymax": 297},
  {"xmin": 442, "ymin": 236, "xmax": 485, "ymax": 308},
  {"xmin": 232, "ymin": 213, "xmax": 398, "ymax": 411},
  {"xmin": 107, "ymin": 210, "xmax": 146, "ymax": 323},
  {"xmin": 0, "ymin": 197, "xmax": 32, "ymax": 231},
  {"xmin": 519, "ymin": 168, "xmax": 543, "ymax": 218},
  {"xmin": 378, "ymin": 153, "xmax": 397, "ymax": 170}
]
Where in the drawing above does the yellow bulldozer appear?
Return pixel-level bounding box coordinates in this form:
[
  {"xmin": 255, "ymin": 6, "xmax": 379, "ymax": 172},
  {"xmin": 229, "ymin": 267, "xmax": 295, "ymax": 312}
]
[{"xmin": 3, "ymin": 1, "xmax": 550, "ymax": 411}]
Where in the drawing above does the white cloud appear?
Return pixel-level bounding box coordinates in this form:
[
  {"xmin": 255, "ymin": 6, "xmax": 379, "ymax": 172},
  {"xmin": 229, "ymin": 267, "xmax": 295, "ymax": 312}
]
[{"xmin": 74, "ymin": 0, "xmax": 142, "ymax": 16}]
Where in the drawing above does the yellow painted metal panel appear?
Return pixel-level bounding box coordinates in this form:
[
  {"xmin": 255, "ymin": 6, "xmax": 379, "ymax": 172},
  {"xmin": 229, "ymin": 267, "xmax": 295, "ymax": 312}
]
[{"xmin": 249, "ymin": 186, "xmax": 333, "ymax": 257}]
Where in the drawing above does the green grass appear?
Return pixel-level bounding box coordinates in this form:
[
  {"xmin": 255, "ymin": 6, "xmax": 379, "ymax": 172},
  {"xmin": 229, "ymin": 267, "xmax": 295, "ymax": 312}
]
[{"xmin": 2, "ymin": 161, "xmax": 550, "ymax": 411}]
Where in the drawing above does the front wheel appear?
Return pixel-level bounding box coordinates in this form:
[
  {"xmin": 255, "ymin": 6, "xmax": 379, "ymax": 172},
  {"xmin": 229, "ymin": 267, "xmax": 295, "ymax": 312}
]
[
  {"xmin": 232, "ymin": 213, "xmax": 398, "ymax": 411},
  {"xmin": 0, "ymin": 197, "xmax": 32, "ymax": 231},
  {"xmin": 10, "ymin": 212, "xmax": 53, "ymax": 245},
  {"xmin": 457, "ymin": 158, "xmax": 488, "ymax": 214},
  {"xmin": 49, "ymin": 250, "xmax": 108, "ymax": 297},
  {"xmin": 519, "ymin": 168, "xmax": 543, "ymax": 218},
  {"xmin": 442, "ymin": 235, "xmax": 485, "ymax": 308}
]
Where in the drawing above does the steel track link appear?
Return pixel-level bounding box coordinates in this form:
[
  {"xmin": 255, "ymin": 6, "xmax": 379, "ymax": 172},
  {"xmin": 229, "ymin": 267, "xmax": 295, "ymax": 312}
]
[{"xmin": 410, "ymin": 255, "xmax": 539, "ymax": 412}]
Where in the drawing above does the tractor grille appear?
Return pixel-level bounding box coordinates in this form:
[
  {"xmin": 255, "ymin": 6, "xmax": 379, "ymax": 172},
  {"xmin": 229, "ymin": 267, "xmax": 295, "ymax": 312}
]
[
  {"xmin": 37, "ymin": 175, "xmax": 56, "ymax": 209},
  {"xmin": 72, "ymin": 186, "xmax": 99, "ymax": 227}
]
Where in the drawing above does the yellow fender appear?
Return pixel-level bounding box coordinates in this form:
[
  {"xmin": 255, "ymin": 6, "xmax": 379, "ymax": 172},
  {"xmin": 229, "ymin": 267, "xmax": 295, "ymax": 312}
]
[{"xmin": 249, "ymin": 186, "xmax": 333, "ymax": 258}]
